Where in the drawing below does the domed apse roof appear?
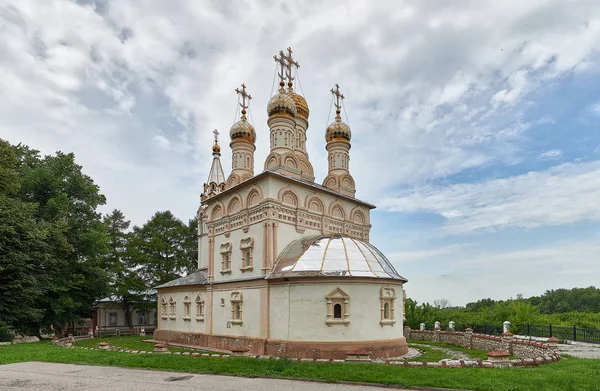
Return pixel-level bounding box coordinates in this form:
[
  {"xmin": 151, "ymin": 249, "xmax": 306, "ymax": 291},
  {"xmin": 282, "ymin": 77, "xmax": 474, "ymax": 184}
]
[{"xmin": 267, "ymin": 235, "xmax": 407, "ymax": 281}]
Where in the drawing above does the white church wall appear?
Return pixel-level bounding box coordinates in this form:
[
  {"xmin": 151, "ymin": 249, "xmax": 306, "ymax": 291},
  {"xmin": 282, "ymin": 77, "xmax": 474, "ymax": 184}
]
[
  {"xmin": 157, "ymin": 290, "xmax": 207, "ymax": 334},
  {"xmin": 211, "ymin": 287, "xmax": 262, "ymax": 338},
  {"xmin": 269, "ymin": 281, "xmax": 405, "ymax": 342}
]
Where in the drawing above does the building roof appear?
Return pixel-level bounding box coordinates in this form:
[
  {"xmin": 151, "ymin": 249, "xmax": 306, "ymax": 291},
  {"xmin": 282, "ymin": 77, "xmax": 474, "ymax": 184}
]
[
  {"xmin": 154, "ymin": 269, "xmax": 209, "ymax": 289},
  {"xmin": 203, "ymin": 169, "xmax": 376, "ymax": 209},
  {"xmin": 97, "ymin": 289, "xmax": 157, "ymax": 303},
  {"xmin": 267, "ymin": 235, "xmax": 407, "ymax": 282}
]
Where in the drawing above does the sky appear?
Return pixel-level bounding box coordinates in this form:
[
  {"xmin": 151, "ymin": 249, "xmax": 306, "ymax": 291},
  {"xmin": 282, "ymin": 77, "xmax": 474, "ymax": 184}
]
[{"xmin": 1, "ymin": 0, "xmax": 600, "ymax": 306}]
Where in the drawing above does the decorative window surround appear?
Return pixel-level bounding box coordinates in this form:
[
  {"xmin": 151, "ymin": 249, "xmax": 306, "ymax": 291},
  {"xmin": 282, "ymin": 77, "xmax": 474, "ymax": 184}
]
[
  {"xmin": 240, "ymin": 237, "xmax": 254, "ymax": 272},
  {"xmin": 230, "ymin": 291, "xmax": 243, "ymax": 325},
  {"xmin": 380, "ymin": 286, "xmax": 396, "ymax": 326},
  {"xmin": 326, "ymin": 287, "xmax": 350, "ymax": 326},
  {"xmin": 195, "ymin": 295, "xmax": 205, "ymax": 322},
  {"xmin": 160, "ymin": 297, "xmax": 168, "ymax": 319},
  {"xmin": 169, "ymin": 297, "xmax": 176, "ymax": 320},
  {"xmin": 220, "ymin": 242, "xmax": 232, "ymax": 274},
  {"xmin": 183, "ymin": 296, "xmax": 191, "ymax": 320}
]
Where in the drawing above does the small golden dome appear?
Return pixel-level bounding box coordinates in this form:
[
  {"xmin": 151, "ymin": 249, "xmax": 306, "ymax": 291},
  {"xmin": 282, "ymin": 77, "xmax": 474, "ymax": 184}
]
[
  {"xmin": 212, "ymin": 142, "xmax": 221, "ymax": 154},
  {"xmin": 325, "ymin": 112, "xmax": 351, "ymax": 143},
  {"xmin": 288, "ymin": 90, "xmax": 309, "ymax": 120},
  {"xmin": 230, "ymin": 116, "xmax": 256, "ymax": 144},
  {"xmin": 267, "ymin": 91, "xmax": 297, "ymax": 118}
]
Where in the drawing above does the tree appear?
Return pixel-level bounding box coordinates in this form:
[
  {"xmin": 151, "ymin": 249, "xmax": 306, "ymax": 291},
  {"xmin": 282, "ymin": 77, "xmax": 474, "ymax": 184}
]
[
  {"xmin": 0, "ymin": 139, "xmax": 110, "ymax": 334},
  {"xmin": 433, "ymin": 298, "xmax": 452, "ymax": 309},
  {"xmin": 130, "ymin": 211, "xmax": 197, "ymax": 288},
  {"xmin": 102, "ymin": 209, "xmax": 147, "ymax": 329}
]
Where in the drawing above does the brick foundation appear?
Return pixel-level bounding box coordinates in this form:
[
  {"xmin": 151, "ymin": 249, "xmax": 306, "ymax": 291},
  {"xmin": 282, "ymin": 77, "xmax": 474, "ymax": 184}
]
[{"xmin": 153, "ymin": 329, "xmax": 408, "ymax": 359}]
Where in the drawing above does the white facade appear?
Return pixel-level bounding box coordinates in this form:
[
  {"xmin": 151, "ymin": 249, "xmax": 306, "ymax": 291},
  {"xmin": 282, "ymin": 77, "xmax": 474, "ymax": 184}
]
[{"xmin": 155, "ymin": 49, "xmax": 408, "ymax": 358}]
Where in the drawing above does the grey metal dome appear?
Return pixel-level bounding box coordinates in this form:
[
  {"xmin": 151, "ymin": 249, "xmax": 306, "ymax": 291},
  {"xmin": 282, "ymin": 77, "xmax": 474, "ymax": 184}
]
[{"xmin": 267, "ymin": 235, "xmax": 407, "ymax": 281}]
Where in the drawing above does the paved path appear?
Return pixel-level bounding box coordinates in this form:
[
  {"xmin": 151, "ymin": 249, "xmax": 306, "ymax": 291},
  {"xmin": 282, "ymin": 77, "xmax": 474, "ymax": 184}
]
[
  {"xmin": 0, "ymin": 362, "xmax": 412, "ymax": 391},
  {"xmin": 559, "ymin": 342, "xmax": 600, "ymax": 359}
]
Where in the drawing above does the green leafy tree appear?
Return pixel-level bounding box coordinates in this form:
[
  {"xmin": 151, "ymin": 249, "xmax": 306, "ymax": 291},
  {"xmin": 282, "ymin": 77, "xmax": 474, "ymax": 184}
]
[
  {"xmin": 130, "ymin": 211, "xmax": 197, "ymax": 287},
  {"xmin": 102, "ymin": 209, "xmax": 147, "ymax": 329},
  {"xmin": 0, "ymin": 139, "xmax": 110, "ymax": 333}
]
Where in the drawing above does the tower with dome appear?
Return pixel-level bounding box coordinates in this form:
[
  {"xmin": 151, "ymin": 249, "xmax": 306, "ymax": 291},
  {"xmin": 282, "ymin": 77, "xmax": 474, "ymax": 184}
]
[{"xmin": 154, "ymin": 48, "xmax": 408, "ymax": 359}]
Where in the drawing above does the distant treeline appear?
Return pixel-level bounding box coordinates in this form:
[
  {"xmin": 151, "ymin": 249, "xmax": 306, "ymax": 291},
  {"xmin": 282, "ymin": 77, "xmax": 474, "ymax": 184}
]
[{"xmin": 406, "ymin": 287, "xmax": 600, "ymax": 330}]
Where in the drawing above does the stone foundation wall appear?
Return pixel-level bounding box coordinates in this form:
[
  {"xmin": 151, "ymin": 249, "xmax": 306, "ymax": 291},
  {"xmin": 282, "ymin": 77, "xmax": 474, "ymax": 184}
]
[
  {"xmin": 405, "ymin": 328, "xmax": 553, "ymax": 359},
  {"xmin": 153, "ymin": 329, "xmax": 408, "ymax": 359}
]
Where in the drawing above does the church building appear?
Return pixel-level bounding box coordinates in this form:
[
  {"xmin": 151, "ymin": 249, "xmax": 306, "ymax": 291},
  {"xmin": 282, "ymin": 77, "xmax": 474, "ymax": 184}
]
[{"xmin": 154, "ymin": 49, "xmax": 408, "ymax": 359}]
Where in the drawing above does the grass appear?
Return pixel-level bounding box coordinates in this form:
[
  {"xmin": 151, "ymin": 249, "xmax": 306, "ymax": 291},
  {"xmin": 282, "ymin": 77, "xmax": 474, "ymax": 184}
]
[
  {"xmin": 408, "ymin": 339, "xmax": 491, "ymax": 361},
  {"xmin": 1, "ymin": 342, "xmax": 600, "ymax": 391},
  {"xmin": 406, "ymin": 345, "xmax": 451, "ymax": 362},
  {"xmin": 72, "ymin": 336, "xmax": 213, "ymax": 354}
]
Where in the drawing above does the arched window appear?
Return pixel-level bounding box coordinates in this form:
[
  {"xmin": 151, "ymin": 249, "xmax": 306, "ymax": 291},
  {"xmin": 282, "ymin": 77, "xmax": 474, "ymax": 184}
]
[
  {"xmin": 230, "ymin": 291, "xmax": 243, "ymax": 325},
  {"xmin": 240, "ymin": 237, "xmax": 254, "ymax": 272},
  {"xmin": 169, "ymin": 297, "xmax": 176, "ymax": 319},
  {"xmin": 183, "ymin": 296, "xmax": 191, "ymax": 319},
  {"xmin": 380, "ymin": 286, "xmax": 396, "ymax": 326},
  {"xmin": 160, "ymin": 297, "xmax": 167, "ymax": 319},
  {"xmin": 220, "ymin": 242, "xmax": 232, "ymax": 274},
  {"xmin": 326, "ymin": 287, "xmax": 350, "ymax": 326},
  {"xmin": 333, "ymin": 304, "xmax": 342, "ymax": 319},
  {"xmin": 195, "ymin": 295, "xmax": 205, "ymax": 321}
]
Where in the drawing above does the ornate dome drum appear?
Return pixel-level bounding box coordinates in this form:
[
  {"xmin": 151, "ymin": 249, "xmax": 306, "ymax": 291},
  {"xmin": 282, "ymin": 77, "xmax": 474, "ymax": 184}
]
[
  {"xmin": 267, "ymin": 235, "xmax": 406, "ymax": 281},
  {"xmin": 267, "ymin": 92, "xmax": 297, "ymax": 118},
  {"xmin": 229, "ymin": 118, "xmax": 256, "ymax": 143},
  {"xmin": 288, "ymin": 90, "xmax": 309, "ymax": 120},
  {"xmin": 325, "ymin": 119, "xmax": 351, "ymax": 143}
]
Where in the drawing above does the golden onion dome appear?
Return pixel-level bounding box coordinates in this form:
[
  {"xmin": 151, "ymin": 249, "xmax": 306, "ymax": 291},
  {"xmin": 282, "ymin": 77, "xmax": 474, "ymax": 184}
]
[
  {"xmin": 325, "ymin": 111, "xmax": 351, "ymax": 143},
  {"xmin": 267, "ymin": 90, "xmax": 297, "ymax": 118},
  {"xmin": 212, "ymin": 141, "xmax": 221, "ymax": 154},
  {"xmin": 229, "ymin": 113, "xmax": 256, "ymax": 144},
  {"xmin": 288, "ymin": 90, "xmax": 309, "ymax": 120}
]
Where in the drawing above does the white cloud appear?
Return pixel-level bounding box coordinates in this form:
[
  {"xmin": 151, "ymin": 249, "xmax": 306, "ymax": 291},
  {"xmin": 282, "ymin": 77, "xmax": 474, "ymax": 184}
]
[
  {"xmin": 395, "ymin": 239, "xmax": 600, "ymax": 305},
  {"xmin": 591, "ymin": 101, "xmax": 600, "ymax": 114},
  {"xmin": 379, "ymin": 161, "xmax": 600, "ymax": 234},
  {"xmin": 539, "ymin": 149, "xmax": 562, "ymax": 160}
]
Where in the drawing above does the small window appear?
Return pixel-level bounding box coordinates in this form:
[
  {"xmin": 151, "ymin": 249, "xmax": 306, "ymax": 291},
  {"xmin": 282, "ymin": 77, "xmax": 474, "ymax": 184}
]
[
  {"xmin": 137, "ymin": 311, "xmax": 149, "ymax": 325},
  {"xmin": 220, "ymin": 242, "xmax": 232, "ymax": 274},
  {"xmin": 183, "ymin": 296, "xmax": 191, "ymax": 319},
  {"xmin": 380, "ymin": 286, "xmax": 396, "ymax": 326},
  {"xmin": 109, "ymin": 312, "xmax": 117, "ymax": 327},
  {"xmin": 195, "ymin": 295, "xmax": 205, "ymax": 321},
  {"xmin": 326, "ymin": 287, "xmax": 350, "ymax": 326},
  {"xmin": 333, "ymin": 304, "xmax": 342, "ymax": 319},
  {"xmin": 230, "ymin": 291, "xmax": 243, "ymax": 325},
  {"xmin": 240, "ymin": 238, "xmax": 254, "ymax": 272},
  {"xmin": 169, "ymin": 297, "xmax": 176, "ymax": 318},
  {"xmin": 160, "ymin": 298, "xmax": 167, "ymax": 318}
]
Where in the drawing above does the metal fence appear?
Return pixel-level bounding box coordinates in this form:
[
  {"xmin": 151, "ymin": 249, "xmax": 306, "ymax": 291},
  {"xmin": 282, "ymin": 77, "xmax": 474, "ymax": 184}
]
[
  {"xmin": 417, "ymin": 322, "xmax": 600, "ymax": 344},
  {"xmin": 518, "ymin": 323, "xmax": 600, "ymax": 344}
]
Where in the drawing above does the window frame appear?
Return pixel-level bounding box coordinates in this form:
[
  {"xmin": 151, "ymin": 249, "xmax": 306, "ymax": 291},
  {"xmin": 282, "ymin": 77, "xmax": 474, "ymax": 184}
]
[
  {"xmin": 326, "ymin": 287, "xmax": 350, "ymax": 326},
  {"xmin": 195, "ymin": 295, "xmax": 205, "ymax": 322},
  {"xmin": 220, "ymin": 242, "xmax": 232, "ymax": 274},
  {"xmin": 230, "ymin": 291, "xmax": 243, "ymax": 325},
  {"xmin": 380, "ymin": 286, "xmax": 396, "ymax": 326},
  {"xmin": 160, "ymin": 297, "xmax": 168, "ymax": 319},
  {"xmin": 169, "ymin": 297, "xmax": 176, "ymax": 319},
  {"xmin": 183, "ymin": 296, "xmax": 191, "ymax": 320},
  {"xmin": 108, "ymin": 312, "xmax": 118, "ymax": 327},
  {"xmin": 239, "ymin": 237, "xmax": 254, "ymax": 272}
]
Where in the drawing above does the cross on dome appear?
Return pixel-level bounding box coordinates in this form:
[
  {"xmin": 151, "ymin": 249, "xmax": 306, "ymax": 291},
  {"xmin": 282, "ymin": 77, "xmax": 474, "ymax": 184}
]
[
  {"xmin": 235, "ymin": 83, "xmax": 252, "ymax": 119},
  {"xmin": 273, "ymin": 51, "xmax": 287, "ymax": 91},
  {"xmin": 281, "ymin": 47, "xmax": 299, "ymax": 88},
  {"xmin": 331, "ymin": 83, "xmax": 345, "ymax": 112},
  {"xmin": 213, "ymin": 129, "xmax": 219, "ymax": 142}
]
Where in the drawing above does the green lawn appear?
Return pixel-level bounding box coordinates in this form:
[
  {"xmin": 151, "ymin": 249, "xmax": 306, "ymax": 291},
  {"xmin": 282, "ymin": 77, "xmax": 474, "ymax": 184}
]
[
  {"xmin": 72, "ymin": 336, "xmax": 214, "ymax": 354},
  {"xmin": 407, "ymin": 339, "xmax": 491, "ymax": 361},
  {"xmin": 407, "ymin": 345, "xmax": 451, "ymax": 362},
  {"xmin": 1, "ymin": 342, "xmax": 599, "ymax": 391}
]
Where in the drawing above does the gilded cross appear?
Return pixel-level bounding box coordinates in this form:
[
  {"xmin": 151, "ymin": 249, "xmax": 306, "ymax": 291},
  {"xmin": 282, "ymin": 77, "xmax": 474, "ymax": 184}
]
[
  {"xmin": 281, "ymin": 47, "xmax": 299, "ymax": 86},
  {"xmin": 331, "ymin": 83, "xmax": 345, "ymax": 111},
  {"xmin": 273, "ymin": 51, "xmax": 287, "ymax": 87},
  {"xmin": 235, "ymin": 83, "xmax": 252, "ymax": 111}
]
